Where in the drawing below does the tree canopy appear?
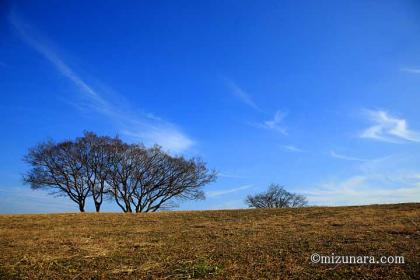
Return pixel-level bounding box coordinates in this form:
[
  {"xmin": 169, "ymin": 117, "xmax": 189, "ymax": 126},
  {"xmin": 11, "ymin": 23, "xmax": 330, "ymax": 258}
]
[
  {"xmin": 245, "ymin": 184, "xmax": 307, "ymax": 208},
  {"xmin": 23, "ymin": 132, "xmax": 217, "ymax": 212}
]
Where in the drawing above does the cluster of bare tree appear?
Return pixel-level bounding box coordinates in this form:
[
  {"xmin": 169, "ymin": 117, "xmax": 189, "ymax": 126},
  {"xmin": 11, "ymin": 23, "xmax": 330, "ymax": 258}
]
[
  {"xmin": 246, "ymin": 184, "xmax": 307, "ymax": 208},
  {"xmin": 23, "ymin": 132, "xmax": 217, "ymax": 212}
]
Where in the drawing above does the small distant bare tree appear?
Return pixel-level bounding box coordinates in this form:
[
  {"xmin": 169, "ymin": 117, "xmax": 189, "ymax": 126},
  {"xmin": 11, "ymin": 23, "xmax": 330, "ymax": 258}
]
[
  {"xmin": 23, "ymin": 140, "xmax": 90, "ymax": 212},
  {"xmin": 246, "ymin": 184, "xmax": 307, "ymax": 208}
]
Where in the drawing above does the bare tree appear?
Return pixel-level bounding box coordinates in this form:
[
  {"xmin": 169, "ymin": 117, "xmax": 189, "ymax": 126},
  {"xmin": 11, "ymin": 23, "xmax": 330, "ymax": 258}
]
[
  {"xmin": 245, "ymin": 184, "xmax": 307, "ymax": 208},
  {"xmin": 24, "ymin": 132, "xmax": 216, "ymax": 213},
  {"xmin": 105, "ymin": 141, "xmax": 139, "ymax": 213},
  {"xmin": 23, "ymin": 140, "xmax": 90, "ymax": 212},
  {"xmin": 135, "ymin": 152, "xmax": 213, "ymax": 212},
  {"xmin": 76, "ymin": 132, "xmax": 119, "ymax": 212},
  {"xmin": 289, "ymin": 194, "xmax": 307, "ymax": 207},
  {"xmin": 106, "ymin": 144, "xmax": 216, "ymax": 213}
]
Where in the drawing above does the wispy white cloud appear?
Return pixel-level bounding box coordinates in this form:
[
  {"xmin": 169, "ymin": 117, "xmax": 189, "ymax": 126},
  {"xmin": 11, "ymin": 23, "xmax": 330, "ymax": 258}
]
[
  {"xmin": 257, "ymin": 111, "xmax": 288, "ymax": 135},
  {"xmin": 303, "ymin": 155, "xmax": 420, "ymax": 205},
  {"xmin": 0, "ymin": 186, "xmax": 76, "ymax": 213},
  {"xmin": 207, "ymin": 199, "xmax": 245, "ymax": 210},
  {"xmin": 206, "ymin": 185, "xmax": 252, "ymax": 198},
  {"xmin": 264, "ymin": 111, "xmax": 286, "ymax": 131},
  {"xmin": 330, "ymin": 151, "xmax": 367, "ymax": 162},
  {"xmin": 304, "ymin": 176, "xmax": 420, "ymax": 206},
  {"xmin": 225, "ymin": 80, "xmax": 263, "ymax": 112},
  {"xmin": 9, "ymin": 11, "xmax": 193, "ymax": 153},
  {"xmin": 360, "ymin": 110, "xmax": 420, "ymax": 143},
  {"xmin": 218, "ymin": 172, "xmax": 246, "ymax": 179},
  {"xmin": 123, "ymin": 129, "xmax": 193, "ymax": 154},
  {"xmin": 224, "ymin": 79, "xmax": 290, "ymax": 136},
  {"xmin": 283, "ymin": 145, "xmax": 304, "ymax": 153},
  {"xmin": 304, "ymin": 176, "xmax": 367, "ymax": 196},
  {"xmin": 400, "ymin": 67, "xmax": 420, "ymax": 74},
  {"xmin": 249, "ymin": 111, "xmax": 288, "ymax": 134}
]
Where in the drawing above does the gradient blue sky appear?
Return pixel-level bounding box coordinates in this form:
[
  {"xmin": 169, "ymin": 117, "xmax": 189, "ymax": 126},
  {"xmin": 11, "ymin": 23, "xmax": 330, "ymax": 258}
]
[{"xmin": 1, "ymin": 0, "xmax": 420, "ymax": 213}]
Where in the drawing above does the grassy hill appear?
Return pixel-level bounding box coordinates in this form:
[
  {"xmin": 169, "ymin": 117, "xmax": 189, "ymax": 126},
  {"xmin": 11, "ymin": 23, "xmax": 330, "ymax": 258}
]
[{"xmin": 0, "ymin": 203, "xmax": 418, "ymax": 279}]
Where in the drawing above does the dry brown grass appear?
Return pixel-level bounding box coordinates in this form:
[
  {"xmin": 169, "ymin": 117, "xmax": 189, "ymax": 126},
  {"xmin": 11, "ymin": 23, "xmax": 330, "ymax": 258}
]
[{"xmin": 0, "ymin": 203, "xmax": 418, "ymax": 279}]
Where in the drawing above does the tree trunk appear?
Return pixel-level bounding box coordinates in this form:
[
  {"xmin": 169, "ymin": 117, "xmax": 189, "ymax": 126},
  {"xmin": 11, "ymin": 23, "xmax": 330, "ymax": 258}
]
[
  {"xmin": 79, "ymin": 204, "xmax": 85, "ymax": 212},
  {"xmin": 95, "ymin": 202, "xmax": 101, "ymax": 212},
  {"xmin": 124, "ymin": 201, "xmax": 132, "ymax": 213}
]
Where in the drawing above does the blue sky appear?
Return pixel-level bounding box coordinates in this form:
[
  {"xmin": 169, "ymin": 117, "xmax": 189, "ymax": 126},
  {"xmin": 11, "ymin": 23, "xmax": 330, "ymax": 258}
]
[{"xmin": 1, "ymin": 0, "xmax": 420, "ymax": 213}]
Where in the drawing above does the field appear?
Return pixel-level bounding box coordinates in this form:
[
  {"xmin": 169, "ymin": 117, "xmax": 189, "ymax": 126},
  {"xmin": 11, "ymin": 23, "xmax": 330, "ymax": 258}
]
[{"xmin": 0, "ymin": 203, "xmax": 418, "ymax": 279}]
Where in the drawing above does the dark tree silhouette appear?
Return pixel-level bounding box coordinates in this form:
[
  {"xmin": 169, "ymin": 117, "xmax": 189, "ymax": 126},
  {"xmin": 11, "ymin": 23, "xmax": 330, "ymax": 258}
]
[
  {"xmin": 76, "ymin": 132, "xmax": 120, "ymax": 212},
  {"xmin": 23, "ymin": 132, "xmax": 217, "ymax": 213},
  {"xmin": 106, "ymin": 144, "xmax": 216, "ymax": 213},
  {"xmin": 246, "ymin": 184, "xmax": 307, "ymax": 208},
  {"xmin": 23, "ymin": 140, "xmax": 90, "ymax": 212}
]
